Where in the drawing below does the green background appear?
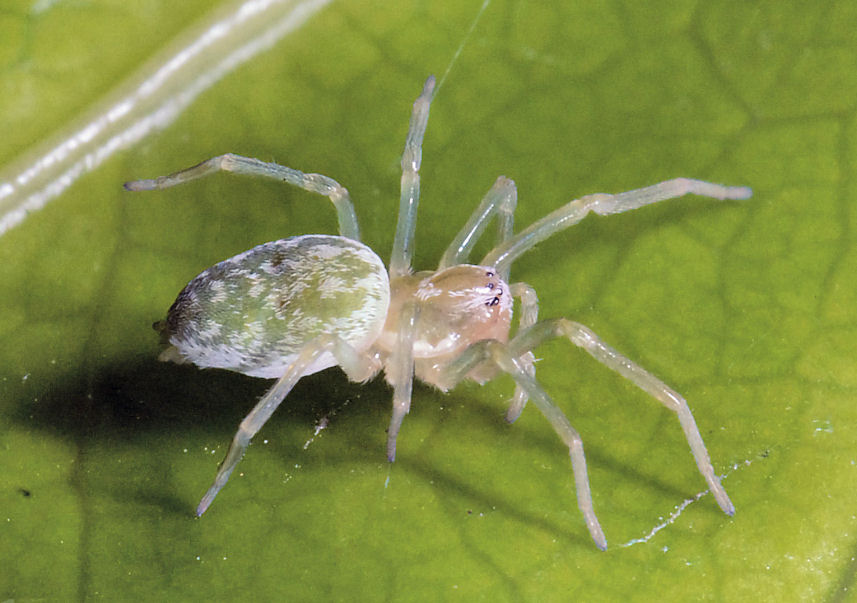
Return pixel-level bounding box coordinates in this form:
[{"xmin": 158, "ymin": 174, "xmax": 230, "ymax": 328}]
[{"xmin": 1, "ymin": 0, "xmax": 854, "ymax": 600}]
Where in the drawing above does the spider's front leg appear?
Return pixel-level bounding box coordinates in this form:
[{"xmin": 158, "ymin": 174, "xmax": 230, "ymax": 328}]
[
  {"xmin": 506, "ymin": 281, "xmax": 539, "ymax": 421},
  {"xmin": 509, "ymin": 319, "xmax": 735, "ymax": 516},
  {"xmin": 435, "ymin": 339, "xmax": 608, "ymax": 550},
  {"xmin": 482, "ymin": 178, "xmax": 752, "ymax": 275},
  {"xmin": 438, "ymin": 175, "xmax": 518, "ymax": 280}
]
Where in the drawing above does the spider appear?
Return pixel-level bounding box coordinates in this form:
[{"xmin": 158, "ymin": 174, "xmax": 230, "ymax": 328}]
[{"xmin": 125, "ymin": 76, "xmax": 751, "ymax": 550}]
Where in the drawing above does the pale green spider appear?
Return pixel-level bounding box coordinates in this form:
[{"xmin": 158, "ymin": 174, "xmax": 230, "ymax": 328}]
[{"xmin": 126, "ymin": 76, "xmax": 750, "ymax": 550}]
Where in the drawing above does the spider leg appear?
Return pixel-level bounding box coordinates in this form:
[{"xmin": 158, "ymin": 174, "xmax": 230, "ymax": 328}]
[
  {"xmin": 439, "ymin": 176, "xmax": 517, "ymax": 280},
  {"xmin": 385, "ymin": 302, "xmax": 420, "ymax": 462},
  {"xmin": 124, "ymin": 153, "xmax": 360, "ymax": 241},
  {"xmin": 390, "ymin": 76, "xmax": 436, "ymax": 278},
  {"xmin": 437, "ymin": 339, "xmax": 607, "ymax": 550},
  {"xmin": 507, "ymin": 281, "xmax": 539, "ymax": 421},
  {"xmin": 482, "ymin": 178, "xmax": 752, "ymax": 275},
  {"xmin": 196, "ymin": 334, "xmax": 381, "ymax": 516},
  {"xmin": 509, "ymin": 318, "xmax": 735, "ymax": 517}
]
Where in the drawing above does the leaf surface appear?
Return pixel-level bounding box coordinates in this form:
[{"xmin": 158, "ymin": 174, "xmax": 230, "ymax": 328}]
[{"xmin": 0, "ymin": 1, "xmax": 853, "ymax": 600}]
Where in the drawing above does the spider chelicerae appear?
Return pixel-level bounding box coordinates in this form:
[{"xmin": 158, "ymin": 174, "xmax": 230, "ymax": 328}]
[{"xmin": 126, "ymin": 76, "xmax": 751, "ymax": 550}]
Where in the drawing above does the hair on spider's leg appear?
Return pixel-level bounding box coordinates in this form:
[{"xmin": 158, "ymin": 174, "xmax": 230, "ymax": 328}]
[
  {"xmin": 124, "ymin": 153, "xmax": 360, "ymax": 241},
  {"xmin": 197, "ymin": 335, "xmax": 381, "ymax": 516},
  {"xmin": 509, "ymin": 319, "xmax": 735, "ymax": 516},
  {"xmin": 482, "ymin": 178, "xmax": 753, "ymax": 276},
  {"xmin": 438, "ymin": 176, "xmax": 518, "ymax": 277},
  {"xmin": 438, "ymin": 339, "xmax": 608, "ymax": 551},
  {"xmin": 386, "ymin": 303, "xmax": 419, "ymax": 462},
  {"xmin": 390, "ymin": 76, "xmax": 436, "ymax": 278}
]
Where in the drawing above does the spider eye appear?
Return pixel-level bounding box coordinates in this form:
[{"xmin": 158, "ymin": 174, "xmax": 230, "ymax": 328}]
[
  {"xmin": 484, "ymin": 285, "xmax": 503, "ymax": 306},
  {"xmin": 481, "ymin": 272, "xmax": 505, "ymax": 307}
]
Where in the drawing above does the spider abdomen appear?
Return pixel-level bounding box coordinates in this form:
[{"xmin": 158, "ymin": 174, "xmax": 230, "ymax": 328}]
[{"xmin": 158, "ymin": 234, "xmax": 390, "ymax": 378}]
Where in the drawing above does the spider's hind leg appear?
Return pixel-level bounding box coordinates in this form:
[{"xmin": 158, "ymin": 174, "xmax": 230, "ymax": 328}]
[
  {"xmin": 125, "ymin": 153, "xmax": 360, "ymax": 241},
  {"xmin": 196, "ymin": 334, "xmax": 381, "ymax": 517}
]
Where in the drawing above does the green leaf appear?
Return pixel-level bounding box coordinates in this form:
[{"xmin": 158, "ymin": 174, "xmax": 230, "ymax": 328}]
[{"xmin": 1, "ymin": 0, "xmax": 854, "ymax": 600}]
